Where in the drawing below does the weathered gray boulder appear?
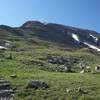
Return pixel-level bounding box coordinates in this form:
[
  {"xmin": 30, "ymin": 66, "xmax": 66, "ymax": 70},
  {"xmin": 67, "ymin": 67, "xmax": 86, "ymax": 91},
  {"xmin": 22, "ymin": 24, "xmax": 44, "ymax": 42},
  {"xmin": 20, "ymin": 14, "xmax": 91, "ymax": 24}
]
[{"xmin": 27, "ymin": 80, "xmax": 49, "ymax": 89}]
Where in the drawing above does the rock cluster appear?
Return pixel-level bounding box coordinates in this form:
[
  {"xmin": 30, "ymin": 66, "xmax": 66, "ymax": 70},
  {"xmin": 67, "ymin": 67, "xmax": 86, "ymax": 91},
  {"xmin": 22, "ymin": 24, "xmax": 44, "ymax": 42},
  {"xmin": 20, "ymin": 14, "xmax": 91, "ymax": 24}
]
[
  {"xmin": 0, "ymin": 78, "xmax": 14, "ymax": 100},
  {"xmin": 47, "ymin": 55, "xmax": 78, "ymax": 72},
  {"xmin": 47, "ymin": 55, "xmax": 78, "ymax": 65}
]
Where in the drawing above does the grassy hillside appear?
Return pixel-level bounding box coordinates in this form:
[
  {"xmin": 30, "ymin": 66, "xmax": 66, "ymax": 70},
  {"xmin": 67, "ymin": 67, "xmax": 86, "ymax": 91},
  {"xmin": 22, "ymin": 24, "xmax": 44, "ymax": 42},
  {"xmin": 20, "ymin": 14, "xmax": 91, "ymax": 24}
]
[{"xmin": 0, "ymin": 37, "xmax": 100, "ymax": 100}]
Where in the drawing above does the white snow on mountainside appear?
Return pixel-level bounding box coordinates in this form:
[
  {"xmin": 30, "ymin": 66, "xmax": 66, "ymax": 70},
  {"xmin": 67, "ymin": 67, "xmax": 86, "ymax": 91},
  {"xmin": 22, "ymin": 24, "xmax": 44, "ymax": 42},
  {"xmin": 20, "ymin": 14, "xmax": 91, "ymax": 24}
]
[
  {"xmin": 72, "ymin": 34, "xmax": 80, "ymax": 42},
  {"xmin": 90, "ymin": 34, "xmax": 98, "ymax": 42},
  {"xmin": 84, "ymin": 42, "xmax": 100, "ymax": 52}
]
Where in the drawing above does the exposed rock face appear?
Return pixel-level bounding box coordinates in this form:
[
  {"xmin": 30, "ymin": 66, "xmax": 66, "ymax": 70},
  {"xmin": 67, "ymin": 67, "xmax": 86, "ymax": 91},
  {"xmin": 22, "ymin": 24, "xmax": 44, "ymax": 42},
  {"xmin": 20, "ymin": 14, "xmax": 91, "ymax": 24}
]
[{"xmin": 0, "ymin": 78, "xmax": 14, "ymax": 100}]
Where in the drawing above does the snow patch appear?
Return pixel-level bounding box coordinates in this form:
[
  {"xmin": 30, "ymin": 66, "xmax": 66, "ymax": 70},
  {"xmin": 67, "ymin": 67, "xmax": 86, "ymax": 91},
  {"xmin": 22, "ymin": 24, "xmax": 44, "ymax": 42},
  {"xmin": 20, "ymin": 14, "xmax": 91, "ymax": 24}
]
[
  {"xmin": 72, "ymin": 33, "xmax": 80, "ymax": 42},
  {"xmin": 84, "ymin": 42, "xmax": 100, "ymax": 52},
  {"xmin": 90, "ymin": 34, "xmax": 98, "ymax": 42}
]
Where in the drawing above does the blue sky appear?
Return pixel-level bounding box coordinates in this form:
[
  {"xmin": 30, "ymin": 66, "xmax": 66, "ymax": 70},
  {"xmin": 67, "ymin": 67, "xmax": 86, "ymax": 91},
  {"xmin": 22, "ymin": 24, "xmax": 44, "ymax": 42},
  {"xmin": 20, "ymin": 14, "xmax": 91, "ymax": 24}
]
[{"xmin": 0, "ymin": 0, "xmax": 100, "ymax": 32}]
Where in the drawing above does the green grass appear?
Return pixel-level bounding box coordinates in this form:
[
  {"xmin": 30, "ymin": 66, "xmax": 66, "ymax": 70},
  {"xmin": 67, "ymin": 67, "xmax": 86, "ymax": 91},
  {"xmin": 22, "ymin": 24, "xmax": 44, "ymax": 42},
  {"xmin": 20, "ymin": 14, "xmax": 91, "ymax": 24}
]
[{"xmin": 0, "ymin": 39, "xmax": 100, "ymax": 100}]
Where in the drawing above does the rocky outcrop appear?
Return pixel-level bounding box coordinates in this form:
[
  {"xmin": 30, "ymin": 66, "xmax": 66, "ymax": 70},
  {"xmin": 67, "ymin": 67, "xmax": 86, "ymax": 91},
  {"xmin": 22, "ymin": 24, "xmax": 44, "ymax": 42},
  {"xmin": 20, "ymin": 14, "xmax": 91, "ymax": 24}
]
[
  {"xmin": 47, "ymin": 55, "xmax": 79, "ymax": 65},
  {"xmin": 0, "ymin": 78, "xmax": 14, "ymax": 100}
]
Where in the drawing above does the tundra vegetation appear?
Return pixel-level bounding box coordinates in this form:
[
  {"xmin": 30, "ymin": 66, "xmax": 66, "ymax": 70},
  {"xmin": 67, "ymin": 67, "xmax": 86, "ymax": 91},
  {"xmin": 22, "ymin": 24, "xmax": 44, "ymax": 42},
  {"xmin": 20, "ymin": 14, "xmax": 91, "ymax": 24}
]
[{"xmin": 0, "ymin": 38, "xmax": 100, "ymax": 100}]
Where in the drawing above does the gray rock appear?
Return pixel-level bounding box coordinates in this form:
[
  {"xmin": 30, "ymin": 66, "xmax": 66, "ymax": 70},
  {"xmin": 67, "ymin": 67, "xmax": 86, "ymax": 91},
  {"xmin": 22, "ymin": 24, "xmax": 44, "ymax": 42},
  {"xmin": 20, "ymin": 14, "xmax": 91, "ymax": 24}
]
[
  {"xmin": 0, "ymin": 78, "xmax": 14, "ymax": 98},
  {"xmin": 10, "ymin": 74, "xmax": 17, "ymax": 79},
  {"xmin": 0, "ymin": 89, "xmax": 14, "ymax": 97},
  {"xmin": 0, "ymin": 83, "xmax": 10, "ymax": 90},
  {"xmin": 27, "ymin": 80, "xmax": 49, "ymax": 89}
]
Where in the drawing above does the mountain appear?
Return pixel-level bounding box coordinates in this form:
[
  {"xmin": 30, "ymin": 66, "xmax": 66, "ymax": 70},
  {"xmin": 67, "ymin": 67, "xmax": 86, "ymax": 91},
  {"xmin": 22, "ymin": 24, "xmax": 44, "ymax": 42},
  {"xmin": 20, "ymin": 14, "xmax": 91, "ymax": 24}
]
[{"xmin": 0, "ymin": 21, "xmax": 100, "ymax": 51}]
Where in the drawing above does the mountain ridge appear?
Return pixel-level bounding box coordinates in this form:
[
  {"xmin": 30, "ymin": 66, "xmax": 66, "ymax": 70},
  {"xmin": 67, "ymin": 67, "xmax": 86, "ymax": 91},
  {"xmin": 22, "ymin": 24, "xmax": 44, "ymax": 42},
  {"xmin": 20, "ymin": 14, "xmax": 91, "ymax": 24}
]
[{"xmin": 0, "ymin": 21, "xmax": 100, "ymax": 51}]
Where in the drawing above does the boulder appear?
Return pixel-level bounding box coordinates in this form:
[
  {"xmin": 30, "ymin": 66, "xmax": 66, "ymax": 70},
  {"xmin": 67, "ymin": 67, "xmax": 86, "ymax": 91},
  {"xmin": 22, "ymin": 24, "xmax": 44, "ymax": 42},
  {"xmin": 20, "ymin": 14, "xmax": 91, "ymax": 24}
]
[
  {"xmin": 0, "ymin": 89, "xmax": 14, "ymax": 97},
  {"xmin": 27, "ymin": 80, "xmax": 49, "ymax": 89},
  {"xmin": 10, "ymin": 74, "xmax": 17, "ymax": 79}
]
